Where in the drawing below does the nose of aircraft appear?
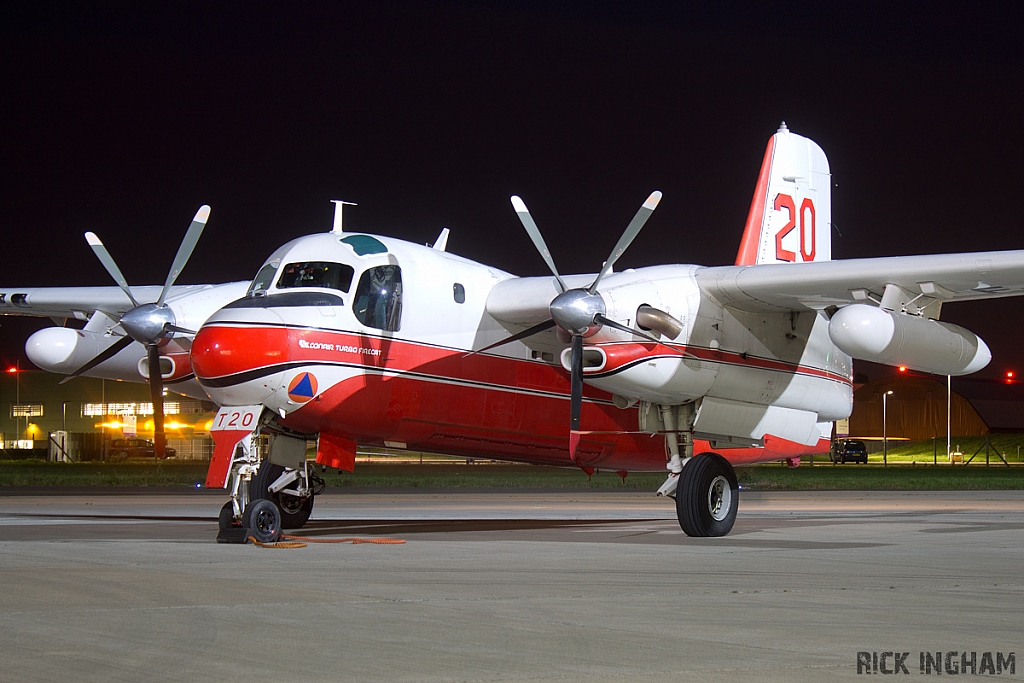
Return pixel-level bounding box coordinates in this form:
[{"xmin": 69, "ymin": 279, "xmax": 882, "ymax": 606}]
[{"xmin": 191, "ymin": 321, "xmax": 288, "ymax": 407}]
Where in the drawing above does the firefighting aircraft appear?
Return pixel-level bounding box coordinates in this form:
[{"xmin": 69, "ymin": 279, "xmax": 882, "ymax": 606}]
[{"xmin": 3, "ymin": 123, "xmax": 1022, "ymax": 540}]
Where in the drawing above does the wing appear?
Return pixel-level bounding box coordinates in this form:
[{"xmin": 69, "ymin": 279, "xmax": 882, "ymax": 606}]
[
  {"xmin": 0, "ymin": 284, "xmax": 244, "ymax": 321},
  {"xmin": 696, "ymin": 250, "xmax": 1024, "ymax": 313}
]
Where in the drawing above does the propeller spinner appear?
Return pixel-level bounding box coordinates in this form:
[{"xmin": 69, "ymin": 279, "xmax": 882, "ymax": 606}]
[{"xmin": 62, "ymin": 205, "xmax": 211, "ymax": 458}]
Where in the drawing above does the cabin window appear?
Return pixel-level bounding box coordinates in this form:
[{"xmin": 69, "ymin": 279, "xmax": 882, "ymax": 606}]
[
  {"xmin": 353, "ymin": 265, "xmax": 403, "ymax": 331},
  {"xmin": 453, "ymin": 283, "xmax": 465, "ymax": 304},
  {"xmin": 276, "ymin": 262, "xmax": 355, "ymax": 293}
]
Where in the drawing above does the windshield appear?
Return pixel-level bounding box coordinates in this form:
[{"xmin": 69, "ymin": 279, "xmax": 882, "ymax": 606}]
[
  {"xmin": 276, "ymin": 262, "xmax": 355, "ymax": 292},
  {"xmin": 247, "ymin": 261, "xmax": 279, "ymax": 296}
]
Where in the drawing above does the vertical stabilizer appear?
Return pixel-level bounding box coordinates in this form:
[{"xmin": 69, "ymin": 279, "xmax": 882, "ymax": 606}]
[{"xmin": 734, "ymin": 123, "xmax": 832, "ymax": 265}]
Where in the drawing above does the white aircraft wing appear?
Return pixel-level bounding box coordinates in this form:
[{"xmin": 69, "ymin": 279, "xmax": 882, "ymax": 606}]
[
  {"xmin": 696, "ymin": 249, "xmax": 1024, "ymax": 313},
  {"xmin": 0, "ymin": 284, "xmax": 243, "ymax": 321}
]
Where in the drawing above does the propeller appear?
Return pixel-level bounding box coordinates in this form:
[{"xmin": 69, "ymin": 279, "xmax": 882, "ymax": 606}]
[
  {"xmin": 62, "ymin": 205, "xmax": 211, "ymax": 458},
  {"xmin": 485, "ymin": 192, "xmax": 666, "ymax": 460}
]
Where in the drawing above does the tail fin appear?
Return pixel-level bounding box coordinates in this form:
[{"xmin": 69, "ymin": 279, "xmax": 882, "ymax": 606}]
[{"xmin": 734, "ymin": 122, "xmax": 832, "ymax": 265}]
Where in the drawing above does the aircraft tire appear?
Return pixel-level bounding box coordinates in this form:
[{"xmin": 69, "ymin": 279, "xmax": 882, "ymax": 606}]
[
  {"xmin": 675, "ymin": 452, "xmax": 738, "ymax": 537},
  {"xmin": 243, "ymin": 499, "xmax": 282, "ymax": 544},
  {"xmin": 218, "ymin": 501, "xmax": 240, "ymax": 531},
  {"xmin": 249, "ymin": 461, "xmax": 314, "ymax": 530}
]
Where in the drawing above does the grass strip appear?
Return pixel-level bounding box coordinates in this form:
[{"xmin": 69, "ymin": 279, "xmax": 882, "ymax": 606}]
[{"xmin": 1, "ymin": 460, "xmax": 1022, "ymax": 490}]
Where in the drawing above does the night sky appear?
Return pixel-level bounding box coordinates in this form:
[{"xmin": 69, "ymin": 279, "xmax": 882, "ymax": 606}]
[{"xmin": 2, "ymin": 2, "xmax": 1023, "ymax": 380}]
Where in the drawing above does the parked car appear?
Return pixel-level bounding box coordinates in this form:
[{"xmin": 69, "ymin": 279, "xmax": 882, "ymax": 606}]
[
  {"xmin": 108, "ymin": 438, "xmax": 176, "ymax": 460},
  {"xmin": 831, "ymin": 439, "xmax": 868, "ymax": 464}
]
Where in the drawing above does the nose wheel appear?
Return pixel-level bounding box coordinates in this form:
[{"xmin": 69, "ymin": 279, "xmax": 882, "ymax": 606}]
[
  {"xmin": 243, "ymin": 499, "xmax": 282, "ymax": 544},
  {"xmin": 675, "ymin": 453, "xmax": 739, "ymax": 537},
  {"xmin": 249, "ymin": 460, "xmax": 319, "ymax": 529}
]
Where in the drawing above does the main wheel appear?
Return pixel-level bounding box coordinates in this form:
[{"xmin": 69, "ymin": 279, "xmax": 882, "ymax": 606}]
[
  {"xmin": 675, "ymin": 453, "xmax": 739, "ymax": 537},
  {"xmin": 243, "ymin": 499, "xmax": 282, "ymax": 544},
  {"xmin": 249, "ymin": 460, "xmax": 314, "ymax": 529}
]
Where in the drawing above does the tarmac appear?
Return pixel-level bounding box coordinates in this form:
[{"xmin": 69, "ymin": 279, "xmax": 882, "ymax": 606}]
[{"xmin": 0, "ymin": 488, "xmax": 1021, "ymax": 682}]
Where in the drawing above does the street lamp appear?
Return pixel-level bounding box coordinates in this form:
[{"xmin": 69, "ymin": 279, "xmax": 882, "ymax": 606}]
[
  {"xmin": 7, "ymin": 361, "xmax": 21, "ymax": 445},
  {"xmin": 883, "ymin": 390, "xmax": 894, "ymax": 466},
  {"xmin": 946, "ymin": 375, "xmax": 951, "ymax": 465}
]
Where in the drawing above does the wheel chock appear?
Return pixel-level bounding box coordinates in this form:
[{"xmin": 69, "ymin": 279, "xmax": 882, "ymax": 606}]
[{"xmin": 216, "ymin": 526, "xmax": 250, "ymax": 544}]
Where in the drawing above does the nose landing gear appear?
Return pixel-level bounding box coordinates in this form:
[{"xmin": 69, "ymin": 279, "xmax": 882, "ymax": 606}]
[
  {"xmin": 216, "ymin": 428, "xmax": 321, "ymax": 542},
  {"xmin": 249, "ymin": 459, "xmax": 323, "ymax": 529}
]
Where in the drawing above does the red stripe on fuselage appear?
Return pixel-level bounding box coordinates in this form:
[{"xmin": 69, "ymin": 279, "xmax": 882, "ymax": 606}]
[
  {"xmin": 192, "ymin": 323, "xmax": 832, "ymax": 470},
  {"xmin": 593, "ymin": 341, "xmax": 851, "ymax": 384}
]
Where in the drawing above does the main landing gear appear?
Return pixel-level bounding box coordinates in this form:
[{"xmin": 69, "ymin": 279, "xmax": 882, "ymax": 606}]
[
  {"xmin": 674, "ymin": 452, "xmax": 739, "ymax": 537},
  {"xmin": 648, "ymin": 402, "xmax": 739, "ymax": 537}
]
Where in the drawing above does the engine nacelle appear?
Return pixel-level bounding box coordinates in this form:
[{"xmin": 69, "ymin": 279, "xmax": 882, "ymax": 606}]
[{"xmin": 828, "ymin": 304, "xmax": 990, "ymax": 376}]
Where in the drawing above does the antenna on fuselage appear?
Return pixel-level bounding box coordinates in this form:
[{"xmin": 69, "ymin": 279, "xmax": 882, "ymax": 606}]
[{"xmin": 330, "ymin": 200, "xmax": 357, "ymax": 234}]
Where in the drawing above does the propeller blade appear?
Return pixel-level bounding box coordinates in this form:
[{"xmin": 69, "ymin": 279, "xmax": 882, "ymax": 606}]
[
  {"xmin": 588, "ymin": 191, "xmax": 662, "ymax": 293},
  {"xmin": 510, "ymin": 196, "xmax": 568, "ymax": 293},
  {"xmin": 59, "ymin": 335, "xmax": 134, "ymax": 384},
  {"xmin": 148, "ymin": 344, "xmax": 166, "ymax": 459},
  {"xmin": 593, "ymin": 313, "xmax": 663, "ymax": 345},
  {"xmin": 157, "ymin": 205, "xmax": 210, "ymax": 306},
  {"xmin": 569, "ymin": 333, "xmax": 583, "ymax": 460},
  {"xmin": 465, "ymin": 319, "xmax": 557, "ymax": 357},
  {"xmin": 85, "ymin": 232, "xmax": 140, "ymax": 307}
]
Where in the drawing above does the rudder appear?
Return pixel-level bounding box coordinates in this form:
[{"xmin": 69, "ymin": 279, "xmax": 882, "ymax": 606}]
[{"xmin": 734, "ymin": 122, "xmax": 832, "ymax": 265}]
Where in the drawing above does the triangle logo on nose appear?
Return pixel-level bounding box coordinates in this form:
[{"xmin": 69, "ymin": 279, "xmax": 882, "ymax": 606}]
[{"xmin": 287, "ymin": 372, "xmax": 318, "ymax": 402}]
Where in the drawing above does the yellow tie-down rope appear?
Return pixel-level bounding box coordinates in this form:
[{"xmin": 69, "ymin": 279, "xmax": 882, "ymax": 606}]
[{"xmin": 248, "ymin": 534, "xmax": 407, "ymax": 549}]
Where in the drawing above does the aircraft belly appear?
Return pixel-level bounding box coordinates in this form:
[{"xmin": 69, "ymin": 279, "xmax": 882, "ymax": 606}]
[{"xmin": 282, "ymin": 359, "xmax": 668, "ymax": 471}]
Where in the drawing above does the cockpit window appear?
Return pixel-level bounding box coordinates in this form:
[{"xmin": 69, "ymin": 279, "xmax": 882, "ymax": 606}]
[
  {"xmin": 248, "ymin": 262, "xmax": 279, "ymax": 296},
  {"xmin": 353, "ymin": 265, "xmax": 403, "ymax": 331},
  {"xmin": 276, "ymin": 262, "xmax": 355, "ymax": 293}
]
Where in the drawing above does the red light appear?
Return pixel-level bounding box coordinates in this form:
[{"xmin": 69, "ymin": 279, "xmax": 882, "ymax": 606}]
[
  {"xmin": 6, "ymin": 367, "xmax": 18, "ymax": 374},
  {"xmin": 898, "ymin": 366, "xmax": 907, "ymax": 373},
  {"xmin": 1007, "ymin": 371, "xmax": 1015, "ymax": 379}
]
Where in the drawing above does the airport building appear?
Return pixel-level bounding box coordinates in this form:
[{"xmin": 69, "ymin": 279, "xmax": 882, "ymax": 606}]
[{"xmin": 0, "ymin": 365, "xmax": 214, "ymax": 460}]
